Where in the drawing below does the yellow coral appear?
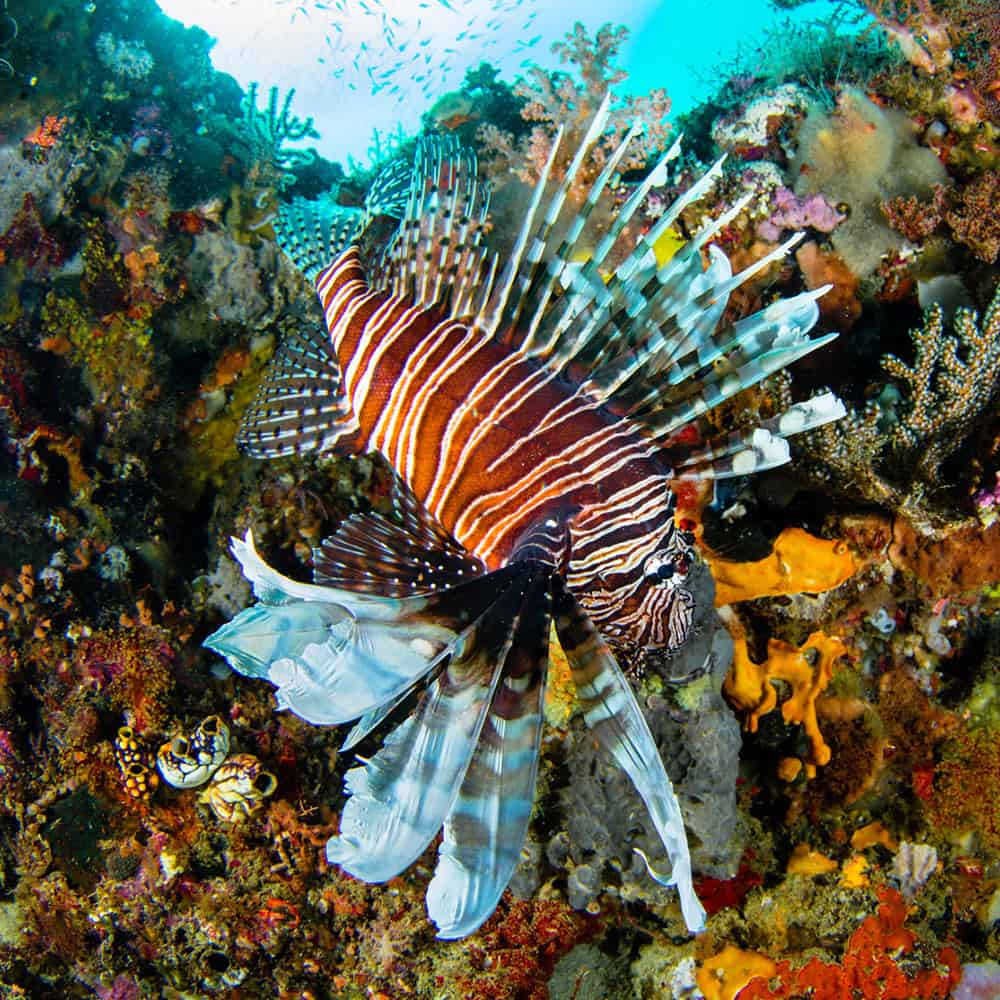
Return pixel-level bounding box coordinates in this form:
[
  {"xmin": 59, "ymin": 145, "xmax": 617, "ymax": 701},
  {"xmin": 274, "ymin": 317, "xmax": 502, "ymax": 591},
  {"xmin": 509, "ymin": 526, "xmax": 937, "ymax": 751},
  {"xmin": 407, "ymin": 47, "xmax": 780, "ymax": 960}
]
[
  {"xmin": 707, "ymin": 526, "xmax": 858, "ymax": 606},
  {"xmin": 724, "ymin": 630, "xmax": 847, "ymax": 775},
  {"xmin": 697, "ymin": 945, "xmax": 776, "ymax": 1000},
  {"xmin": 787, "ymin": 843, "xmax": 838, "ymax": 876},
  {"xmin": 840, "ymin": 854, "xmax": 870, "ymax": 889}
]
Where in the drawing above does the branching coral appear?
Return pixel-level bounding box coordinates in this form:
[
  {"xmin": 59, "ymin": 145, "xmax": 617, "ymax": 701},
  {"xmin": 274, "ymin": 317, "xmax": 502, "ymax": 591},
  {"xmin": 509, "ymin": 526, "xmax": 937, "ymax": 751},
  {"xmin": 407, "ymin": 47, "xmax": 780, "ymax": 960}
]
[
  {"xmin": 797, "ymin": 285, "xmax": 1000, "ymax": 528},
  {"xmin": 478, "ymin": 22, "xmax": 670, "ymax": 198},
  {"xmin": 238, "ymin": 82, "xmax": 319, "ymax": 190},
  {"xmin": 941, "ymin": 171, "xmax": 1000, "ymax": 264}
]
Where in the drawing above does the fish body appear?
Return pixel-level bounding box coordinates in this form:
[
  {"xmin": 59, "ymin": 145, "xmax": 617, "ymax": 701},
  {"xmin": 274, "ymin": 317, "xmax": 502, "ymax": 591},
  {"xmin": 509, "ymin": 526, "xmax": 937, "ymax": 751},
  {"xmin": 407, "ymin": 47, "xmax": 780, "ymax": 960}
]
[{"xmin": 206, "ymin": 98, "xmax": 844, "ymax": 939}]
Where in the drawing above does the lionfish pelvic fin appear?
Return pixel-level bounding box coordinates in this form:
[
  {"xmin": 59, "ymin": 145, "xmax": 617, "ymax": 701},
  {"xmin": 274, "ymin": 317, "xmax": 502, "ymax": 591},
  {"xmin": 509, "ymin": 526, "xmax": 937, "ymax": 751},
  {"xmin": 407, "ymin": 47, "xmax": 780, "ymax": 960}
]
[{"xmin": 205, "ymin": 528, "xmax": 553, "ymax": 937}]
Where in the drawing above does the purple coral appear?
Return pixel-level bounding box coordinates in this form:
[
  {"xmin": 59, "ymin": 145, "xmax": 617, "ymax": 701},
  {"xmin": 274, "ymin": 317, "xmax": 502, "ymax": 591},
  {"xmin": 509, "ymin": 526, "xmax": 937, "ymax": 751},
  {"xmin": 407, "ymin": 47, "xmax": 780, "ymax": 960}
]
[
  {"xmin": 758, "ymin": 187, "xmax": 846, "ymax": 242},
  {"xmin": 954, "ymin": 961, "xmax": 1000, "ymax": 1000},
  {"xmin": 129, "ymin": 103, "xmax": 173, "ymax": 158}
]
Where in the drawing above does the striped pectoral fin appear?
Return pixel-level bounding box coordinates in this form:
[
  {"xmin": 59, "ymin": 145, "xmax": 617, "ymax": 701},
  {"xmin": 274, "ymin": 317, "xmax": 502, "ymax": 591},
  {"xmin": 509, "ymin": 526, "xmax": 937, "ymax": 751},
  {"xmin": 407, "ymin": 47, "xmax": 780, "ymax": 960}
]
[
  {"xmin": 237, "ymin": 321, "xmax": 362, "ymax": 459},
  {"xmin": 551, "ymin": 577, "xmax": 706, "ymax": 934},
  {"xmin": 668, "ymin": 391, "xmax": 848, "ymax": 481},
  {"xmin": 326, "ymin": 562, "xmax": 548, "ymax": 884},
  {"xmin": 204, "ymin": 531, "xmax": 519, "ymax": 727},
  {"xmin": 427, "ymin": 567, "xmax": 551, "ymax": 939}
]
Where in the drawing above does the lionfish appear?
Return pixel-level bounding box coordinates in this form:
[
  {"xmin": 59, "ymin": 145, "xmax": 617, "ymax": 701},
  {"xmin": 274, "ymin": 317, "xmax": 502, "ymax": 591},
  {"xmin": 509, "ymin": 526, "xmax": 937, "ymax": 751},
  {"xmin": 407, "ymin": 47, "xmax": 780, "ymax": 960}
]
[{"xmin": 205, "ymin": 95, "xmax": 844, "ymax": 938}]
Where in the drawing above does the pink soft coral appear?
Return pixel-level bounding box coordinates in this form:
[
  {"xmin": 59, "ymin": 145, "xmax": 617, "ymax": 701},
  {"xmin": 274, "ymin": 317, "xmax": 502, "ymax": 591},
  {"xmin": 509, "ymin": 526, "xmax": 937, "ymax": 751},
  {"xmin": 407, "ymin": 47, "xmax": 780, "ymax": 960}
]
[{"xmin": 478, "ymin": 22, "xmax": 670, "ymax": 198}]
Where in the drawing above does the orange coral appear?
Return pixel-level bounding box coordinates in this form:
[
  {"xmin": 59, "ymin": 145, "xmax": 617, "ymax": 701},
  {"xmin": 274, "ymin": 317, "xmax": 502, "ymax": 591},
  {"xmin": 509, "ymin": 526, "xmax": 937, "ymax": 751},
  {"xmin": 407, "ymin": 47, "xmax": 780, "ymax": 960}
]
[
  {"xmin": 738, "ymin": 887, "xmax": 960, "ymax": 1000},
  {"xmin": 23, "ymin": 115, "xmax": 68, "ymax": 150},
  {"xmin": 786, "ymin": 844, "xmax": 838, "ymax": 876},
  {"xmin": 724, "ymin": 630, "xmax": 847, "ymax": 774},
  {"xmin": 697, "ymin": 946, "xmax": 776, "ymax": 1000},
  {"xmin": 706, "ymin": 527, "xmax": 858, "ymax": 607},
  {"xmin": 796, "ymin": 240, "xmax": 862, "ymax": 330}
]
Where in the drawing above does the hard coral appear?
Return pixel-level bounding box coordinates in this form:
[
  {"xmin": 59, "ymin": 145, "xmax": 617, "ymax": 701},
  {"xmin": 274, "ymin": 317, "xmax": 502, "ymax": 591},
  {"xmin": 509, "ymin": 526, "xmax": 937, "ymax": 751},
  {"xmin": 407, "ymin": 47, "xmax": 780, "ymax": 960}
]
[{"xmin": 799, "ymin": 284, "xmax": 1000, "ymax": 530}]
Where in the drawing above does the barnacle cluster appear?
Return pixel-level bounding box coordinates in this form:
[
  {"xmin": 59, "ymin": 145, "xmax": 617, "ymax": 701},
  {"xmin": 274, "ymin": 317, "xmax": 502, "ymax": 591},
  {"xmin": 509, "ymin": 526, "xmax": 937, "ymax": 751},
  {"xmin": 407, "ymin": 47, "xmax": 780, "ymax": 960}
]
[{"xmin": 156, "ymin": 715, "xmax": 277, "ymax": 822}]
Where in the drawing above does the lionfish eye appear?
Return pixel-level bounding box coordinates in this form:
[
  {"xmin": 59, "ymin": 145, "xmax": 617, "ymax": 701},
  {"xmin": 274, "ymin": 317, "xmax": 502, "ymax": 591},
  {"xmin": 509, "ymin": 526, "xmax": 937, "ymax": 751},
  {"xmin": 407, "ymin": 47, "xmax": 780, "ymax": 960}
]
[{"xmin": 655, "ymin": 562, "xmax": 675, "ymax": 581}]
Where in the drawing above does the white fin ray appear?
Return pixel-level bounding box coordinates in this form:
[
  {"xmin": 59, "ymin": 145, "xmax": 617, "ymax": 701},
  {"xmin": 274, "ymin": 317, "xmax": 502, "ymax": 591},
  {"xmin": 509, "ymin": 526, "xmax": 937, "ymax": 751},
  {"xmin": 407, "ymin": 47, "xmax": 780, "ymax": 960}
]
[
  {"xmin": 552, "ymin": 578, "xmax": 705, "ymax": 934},
  {"xmin": 325, "ymin": 580, "xmax": 525, "ymax": 883}
]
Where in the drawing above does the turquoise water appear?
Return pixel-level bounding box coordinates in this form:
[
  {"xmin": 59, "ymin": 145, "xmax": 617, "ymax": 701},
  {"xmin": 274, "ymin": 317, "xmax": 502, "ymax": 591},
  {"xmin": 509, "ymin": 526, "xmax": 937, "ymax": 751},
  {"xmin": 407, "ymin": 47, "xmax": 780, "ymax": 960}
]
[{"xmin": 155, "ymin": 0, "xmax": 854, "ymax": 164}]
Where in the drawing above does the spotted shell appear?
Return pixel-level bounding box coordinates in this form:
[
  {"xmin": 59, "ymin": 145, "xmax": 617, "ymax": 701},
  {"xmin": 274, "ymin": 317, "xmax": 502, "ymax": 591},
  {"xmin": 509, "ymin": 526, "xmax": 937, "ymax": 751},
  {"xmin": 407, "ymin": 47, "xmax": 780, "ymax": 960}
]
[
  {"xmin": 155, "ymin": 715, "xmax": 230, "ymax": 789},
  {"xmin": 199, "ymin": 753, "xmax": 277, "ymax": 823},
  {"xmin": 114, "ymin": 726, "xmax": 158, "ymax": 800}
]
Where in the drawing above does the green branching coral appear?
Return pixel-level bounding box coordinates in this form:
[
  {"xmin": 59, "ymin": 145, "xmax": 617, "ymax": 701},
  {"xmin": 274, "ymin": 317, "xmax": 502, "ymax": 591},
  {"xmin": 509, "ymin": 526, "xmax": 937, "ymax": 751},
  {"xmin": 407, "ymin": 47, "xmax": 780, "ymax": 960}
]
[
  {"xmin": 797, "ymin": 286, "xmax": 1000, "ymax": 529},
  {"xmin": 238, "ymin": 82, "xmax": 320, "ymax": 190}
]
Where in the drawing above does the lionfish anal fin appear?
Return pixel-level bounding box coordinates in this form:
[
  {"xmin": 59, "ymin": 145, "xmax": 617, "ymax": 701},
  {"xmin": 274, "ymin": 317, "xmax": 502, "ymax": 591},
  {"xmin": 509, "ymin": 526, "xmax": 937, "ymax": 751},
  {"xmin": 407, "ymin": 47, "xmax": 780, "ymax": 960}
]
[{"xmin": 237, "ymin": 321, "xmax": 363, "ymax": 459}]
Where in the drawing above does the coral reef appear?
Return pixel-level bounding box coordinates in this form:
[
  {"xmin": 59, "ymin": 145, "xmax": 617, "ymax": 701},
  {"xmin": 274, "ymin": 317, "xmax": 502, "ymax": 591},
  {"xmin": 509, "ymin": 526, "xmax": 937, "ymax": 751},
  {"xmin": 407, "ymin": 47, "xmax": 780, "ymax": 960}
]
[
  {"xmin": 1, "ymin": 1, "xmax": 998, "ymax": 996},
  {"xmin": 798, "ymin": 285, "xmax": 1000, "ymax": 529}
]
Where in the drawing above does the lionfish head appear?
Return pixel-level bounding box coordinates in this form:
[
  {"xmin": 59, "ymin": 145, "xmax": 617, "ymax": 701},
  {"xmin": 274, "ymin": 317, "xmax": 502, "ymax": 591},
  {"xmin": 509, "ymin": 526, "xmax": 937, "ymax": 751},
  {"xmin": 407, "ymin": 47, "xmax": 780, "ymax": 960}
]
[{"xmin": 599, "ymin": 517, "xmax": 700, "ymax": 675}]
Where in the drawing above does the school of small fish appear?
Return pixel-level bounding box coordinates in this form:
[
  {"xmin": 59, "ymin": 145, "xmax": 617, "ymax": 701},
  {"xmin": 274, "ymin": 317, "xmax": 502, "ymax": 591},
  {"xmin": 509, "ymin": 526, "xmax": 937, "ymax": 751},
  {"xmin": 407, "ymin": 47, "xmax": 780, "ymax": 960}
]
[{"xmin": 274, "ymin": 0, "xmax": 541, "ymax": 106}]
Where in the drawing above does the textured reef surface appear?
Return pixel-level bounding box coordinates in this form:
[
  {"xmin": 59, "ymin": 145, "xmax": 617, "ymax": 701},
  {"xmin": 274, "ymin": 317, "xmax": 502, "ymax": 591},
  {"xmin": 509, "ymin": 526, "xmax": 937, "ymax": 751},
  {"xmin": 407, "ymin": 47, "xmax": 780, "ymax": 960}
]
[{"xmin": 0, "ymin": 0, "xmax": 998, "ymax": 996}]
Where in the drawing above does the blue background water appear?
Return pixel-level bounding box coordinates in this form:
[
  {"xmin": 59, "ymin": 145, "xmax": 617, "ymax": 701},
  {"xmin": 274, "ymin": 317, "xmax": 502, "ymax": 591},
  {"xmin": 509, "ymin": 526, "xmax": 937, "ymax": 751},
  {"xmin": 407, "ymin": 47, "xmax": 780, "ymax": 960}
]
[{"xmin": 154, "ymin": 0, "xmax": 849, "ymax": 166}]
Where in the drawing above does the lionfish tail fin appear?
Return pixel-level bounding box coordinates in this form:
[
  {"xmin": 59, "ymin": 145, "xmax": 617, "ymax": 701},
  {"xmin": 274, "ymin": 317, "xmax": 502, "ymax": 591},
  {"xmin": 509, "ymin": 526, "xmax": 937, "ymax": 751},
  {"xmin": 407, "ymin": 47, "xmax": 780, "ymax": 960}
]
[
  {"xmin": 551, "ymin": 577, "xmax": 706, "ymax": 934},
  {"xmin": 236, "ymin": 322, "xmax": 361, "ymax": 459}
]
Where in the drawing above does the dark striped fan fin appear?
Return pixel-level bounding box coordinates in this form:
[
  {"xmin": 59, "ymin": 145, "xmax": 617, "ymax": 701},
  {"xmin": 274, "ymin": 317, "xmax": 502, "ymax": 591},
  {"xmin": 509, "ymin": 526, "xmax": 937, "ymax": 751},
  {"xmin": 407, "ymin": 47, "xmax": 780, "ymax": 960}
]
[
  {"xmin": 275, "ymin": 159, "xmax": 412, "ymax": 283},
  {"xmin": 313, "ymin": 467, "xmax": 485, "ymax": 597},
  {"xmin": 313, "ymin": 510, "xmax": 485, "ymax": 597},
  {"xmin": 372, "ymin": 136, "xmax": 494, "ymax": 319},
  {"xmin": 237, "ymin": 322, "xmax": 361, "ymax": 459}
]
